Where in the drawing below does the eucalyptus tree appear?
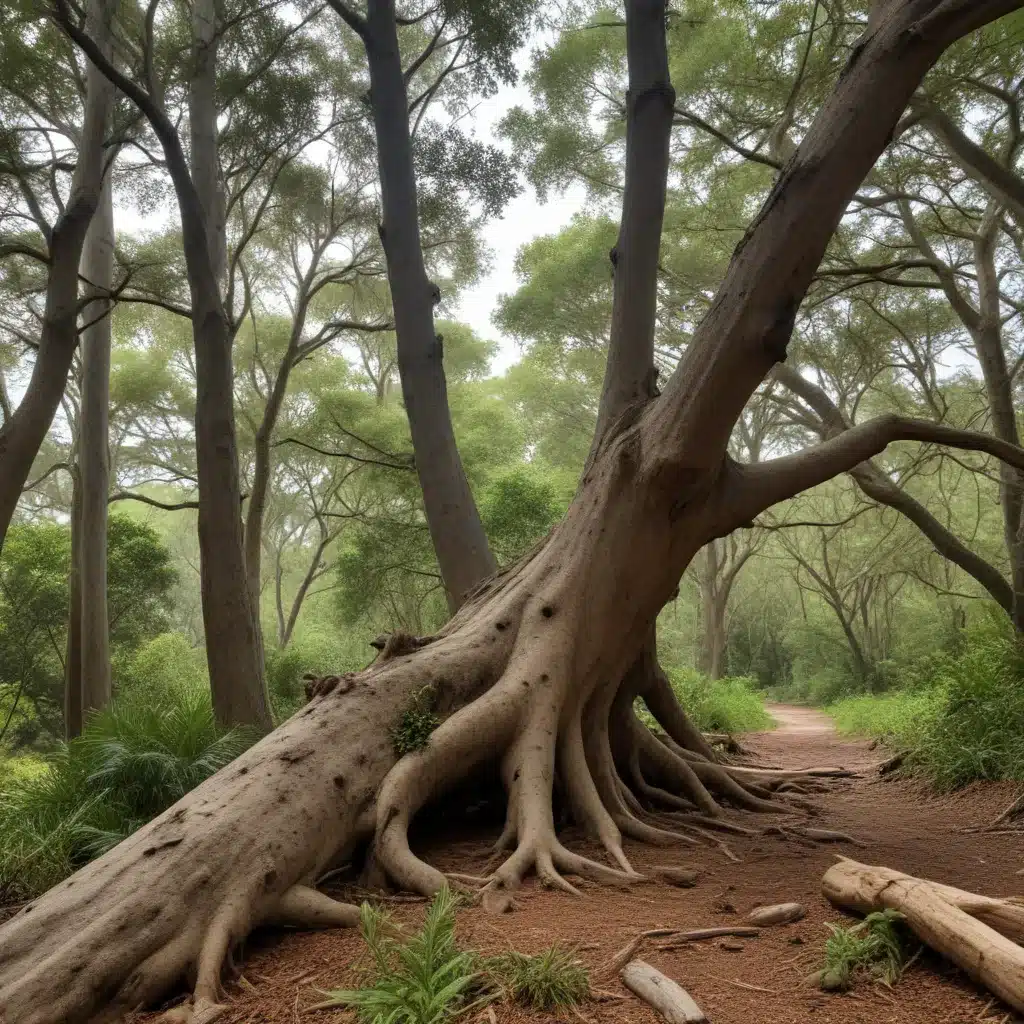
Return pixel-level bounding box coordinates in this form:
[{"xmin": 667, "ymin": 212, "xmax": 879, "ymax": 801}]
[
  {"xmin": 326, "ymin": 0, "xmax": 528, "ymax": 608},
  {"xmin": 6, "ymin": 4, "xmax": 1024, "ymax": 1023}
]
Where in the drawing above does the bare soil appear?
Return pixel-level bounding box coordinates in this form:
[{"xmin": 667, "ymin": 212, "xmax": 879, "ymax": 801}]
[{"xmin": 141, "ymin": 706, "xmax": 1024, "ymax": 1023}]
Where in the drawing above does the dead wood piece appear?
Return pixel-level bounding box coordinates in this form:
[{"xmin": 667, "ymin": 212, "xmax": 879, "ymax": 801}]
[
  {"xmin": 823, "ymin": 859, "xmax": 1024, "ymax": 1014},
  {"xmin": 747, "ymin": 902, "xmax": 806, "ymax": 927},
  {"xmin": 653, "ymin": 865, "xmax": 701, "ymax": 888},
  {"xmin": 620, "ymin": 959, "xmax": 707, "ymax": 1023},
  {"xmin": 656, "ymin": 926, "xmax": 761, "ymax": 947},
  {"xmin": 877, "ymin": 751, "xmax": 907, "ymax": 775}
]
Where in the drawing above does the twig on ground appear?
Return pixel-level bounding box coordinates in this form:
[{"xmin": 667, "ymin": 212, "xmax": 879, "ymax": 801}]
[{"xmin": 708, "ymin": 975, "xmax": 779, "ymax": 995}]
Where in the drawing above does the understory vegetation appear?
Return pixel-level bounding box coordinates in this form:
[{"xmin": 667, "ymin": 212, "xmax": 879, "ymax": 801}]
[
  {"xmin": 636, "ymin": 669, "xmax": 774, "ymax": 735},
  {"xmin": 0, "ymin": 686, "xmax": 251, "ymax": 901},
  {"xmin": 829, "ymin": 621, "xmax": 1024, "ymax": 789},
  {"xmin": 818, "ymin": 909, "xmax": 915, "ymax": 992},
  {"xmin": 320, "ymin": 887, "xmax": 589, "ymax": 1021}
]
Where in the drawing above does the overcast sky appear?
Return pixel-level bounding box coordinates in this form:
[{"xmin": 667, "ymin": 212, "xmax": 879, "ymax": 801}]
[{"xmin": 446, "ymin": 74, "xmax": 587, "ymax": 375}]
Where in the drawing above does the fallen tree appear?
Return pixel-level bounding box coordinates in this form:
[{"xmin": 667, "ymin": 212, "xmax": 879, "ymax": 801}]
[
  {"xmin": 823, "ymin": 858, "xmax": 1024, "ymax": 1013},
  {"xmin": 3, "ymin": 2, "xmax": 1024, "ymax": 1022}
]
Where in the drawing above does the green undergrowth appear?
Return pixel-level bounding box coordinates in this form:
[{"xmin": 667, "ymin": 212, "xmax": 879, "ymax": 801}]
[
  {"xmin": 818, "ymin": 910, "xmax": 915, "ymax": 992},
  {"xmin": 636, "ymin": 668, "xmax": 774, "ymax": 735},
  {"xmin": 0, "ymin": 685, "xmax": 252, "ymax": 901},
  {"xmin": 828, "ymin": 625, "xmax": 1024, "ymax": 789},
  {"xmin": 320, "ymin": 887, "xmax": 589, "ymax": 1022}
]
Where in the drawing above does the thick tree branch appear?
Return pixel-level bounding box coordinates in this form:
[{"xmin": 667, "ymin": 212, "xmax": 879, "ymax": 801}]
[{"xmin": 733, "ymin": 415, "xmax": 1024, "ymax": 528}]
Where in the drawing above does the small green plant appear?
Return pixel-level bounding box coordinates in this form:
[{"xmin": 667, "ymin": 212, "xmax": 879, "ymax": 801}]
[
  {"xmin": 319, "ymin": 887, "xmax": 487, "ymax": 1023},
  {"xmin": 820, "ymin": 909, "xmax": 913, "ymax": 991},
  {"xmin": 392, "ymin": 686, "xmax": 439, "ymax": 756},
  {"xmin": 486, "ymin": 946, "xmax": 589, "ymax": 1010}
]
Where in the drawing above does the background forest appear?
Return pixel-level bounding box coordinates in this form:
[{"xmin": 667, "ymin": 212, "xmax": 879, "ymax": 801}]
[{"xmin": 3, "ymin": 0, "xmax": 1024, "ymax": 898}]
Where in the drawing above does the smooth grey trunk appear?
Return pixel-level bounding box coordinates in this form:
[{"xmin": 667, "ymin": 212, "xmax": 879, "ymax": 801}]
[
  {"xmin": 189, "ymin": 0, "xmax": 227, "ymax": 284},
  {"xmin": 594, "ymin": 0, "xmax": 674, "ymax": 440},
  {"xmin": 64, "ymin": 467, "xmax": 84, "ymax": 740},
  {"xmin": 186, "ymin": 0, "xmax": 271, "ymax": 728},
  {"xmin": 78, "ymin": 169, "xmax": 114, "ymax": 714},
  {"xmin": 360, "ymin": 0, "xmax": 496, "ymax": 609},
  {"xmin": 0, "ymin": 0, "xmax": 114, "ymax": 554},
  {"xmin": 696, "ymin": 542, "xmax": 728, "ymax": 680}
]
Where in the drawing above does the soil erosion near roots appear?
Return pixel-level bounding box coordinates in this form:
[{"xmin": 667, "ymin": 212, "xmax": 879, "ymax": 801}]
[{"xmin": 134, "ymin": 705, "xmax": 1024, "ymax": 1024}]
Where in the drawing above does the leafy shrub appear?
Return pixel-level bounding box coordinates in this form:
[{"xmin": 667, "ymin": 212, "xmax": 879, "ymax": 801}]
[
  {"xmin": 266, "ymin": 628, "xmax": 369, "ymax": 721},
  {"xmin": 0, "ymin": 687, "xmax": 251, "ymax": 900},
  {"xmin": 829, "ymin": 624, "xmax": 1024, "ymax": 789},
  {"xmin": 638, "ymin": 668, "xmax": 774, "ymax": 734},
  {"xmin": 319, "ymin": 887, "xmax": 589, "ymax": 1022},
  {"xmin": 320, "ymin": 887, "xmax": 486, "ymax": 1023}
]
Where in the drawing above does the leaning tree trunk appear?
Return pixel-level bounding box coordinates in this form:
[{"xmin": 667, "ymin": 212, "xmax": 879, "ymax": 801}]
[
  {"xmin": 78, "ymin": 167, "xmax": 115, "ymax": 715},
  {"xmin": 0, "ymin": 0, "xmax": 114, "ymax": 555},
  {"xmin": 9, "ymin": 3, "xmax": 1024, "ymax": 1022},
  {"xmin": 359, "ymin": 0, "xmax": 497, "ymax": 609}
]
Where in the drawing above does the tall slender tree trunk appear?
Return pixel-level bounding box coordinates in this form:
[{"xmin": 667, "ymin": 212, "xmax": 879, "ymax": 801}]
[
  {"xmin": 64, "ymin": 467, "xmax": 84, "ymax": 740},
  {"xmin": 78, "ymin": 169, "xmax": 114, "ymax": 715},
  {"xmin": 188, "ymin": 0, "xmax": 271, "ymax": 729},
  {"xmin": 0, "ymin": 0, "xmax": 114, "ymax": 554},
  {"xmin": 973, "ymin": 206, "xmax": 1024, "ymax": 631},
  {"xmin": 361, "ymin": 0, "xmax": 496, "ymax": 609}
]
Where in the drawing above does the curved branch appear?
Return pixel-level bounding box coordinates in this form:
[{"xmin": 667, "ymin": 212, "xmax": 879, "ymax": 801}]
[
  {"xmin": 732, "ymin": 414, "xmax": 1024, "ymax": 527},
  {"xmin": 771, "ymin": 364, "xmax": 1015, "ymax": 614}
]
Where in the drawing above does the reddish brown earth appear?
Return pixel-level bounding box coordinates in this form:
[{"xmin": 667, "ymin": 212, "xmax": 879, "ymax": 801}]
[{"xmin": 139, "ymin": 706, "xmax": 1024, "ymax": 1024}]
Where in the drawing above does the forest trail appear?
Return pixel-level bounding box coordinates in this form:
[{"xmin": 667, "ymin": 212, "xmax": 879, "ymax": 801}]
[{"xmin": 135, "ymin": 710, "xmax": 1024, "ymax": 1024}]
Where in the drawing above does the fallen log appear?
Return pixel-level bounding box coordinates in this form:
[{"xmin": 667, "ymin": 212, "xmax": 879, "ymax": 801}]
[
  {"xmin": 823, "ymin": 858, "xmax": 1024, "ymax": 1014},
  {"xmin": 620, "ymin": 960, "xmax": 707, "ymax": 1023}
]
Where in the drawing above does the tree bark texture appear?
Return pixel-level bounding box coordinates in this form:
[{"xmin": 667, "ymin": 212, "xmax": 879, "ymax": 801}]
[
  {"xmin": 78, "ymin": 168, "xmax": 114, "ymax": 715},
  {"xmin": 361, "ymin": 0, "xmax": 497, "ymax": 609},
  {"xmin": 7, "ymin": 3, "xmax": 1024, "ymax": 1022}
]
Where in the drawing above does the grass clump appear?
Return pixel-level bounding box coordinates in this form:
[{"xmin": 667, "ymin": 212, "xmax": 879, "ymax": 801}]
[
  {"xmin": 637, "ymin": 668, "xmax": 773, "ymax": 735},
  {"xmin": 0, "ymin": 686, "xmax": 251, "ymax": 900},
  {"xmin": 486, "ymin": 946, "xmax": 589, "ymax": 1010},
  {"xmin": 391, "ymin": 686, "xmax": 439, "ymax": 756},
  {"xmin": 819, "ymin": 909, "xmax": 914, "ymax": 992},
  {"xmin": 320, "ymin": 887, "xmax": 589, "ymax": 1022}
]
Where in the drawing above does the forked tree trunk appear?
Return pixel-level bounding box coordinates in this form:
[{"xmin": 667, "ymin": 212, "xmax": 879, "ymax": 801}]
[
  {"xmin": 8, "ymin": 3, "xmax": 1024, "ymax": 1022},
  {"xmin": 358, "ymin": 0, "xmax": 497, "ymax": 609},
  {"xmin": 0, "ymin": 0, "xmax": 114, "ymax": 555},
  {"xmin": 78, "ymin": 169, "xmax": 114, "ymax": 715}
]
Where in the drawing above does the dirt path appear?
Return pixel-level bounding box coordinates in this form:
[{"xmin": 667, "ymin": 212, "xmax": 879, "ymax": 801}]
[{"xmin": 141, "ymin": 706, "xmax": 1024, "ymax": 1024}]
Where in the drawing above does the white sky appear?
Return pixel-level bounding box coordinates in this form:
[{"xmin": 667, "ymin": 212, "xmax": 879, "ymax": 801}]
[{"xmin": 447, "ymin": 77, "xmax": 587, "ymax": 375}]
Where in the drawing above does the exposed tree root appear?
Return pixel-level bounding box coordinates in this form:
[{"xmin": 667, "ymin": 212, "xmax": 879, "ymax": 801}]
[{"xmin": 0, "ymin": 478, "xmax": 843, "ymax": 1024}]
